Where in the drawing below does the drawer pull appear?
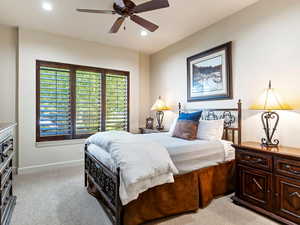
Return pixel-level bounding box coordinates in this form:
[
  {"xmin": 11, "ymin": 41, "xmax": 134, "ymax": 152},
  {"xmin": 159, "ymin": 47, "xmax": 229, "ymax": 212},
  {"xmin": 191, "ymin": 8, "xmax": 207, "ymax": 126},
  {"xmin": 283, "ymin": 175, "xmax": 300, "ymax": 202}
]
[
  {"xmin": 245, "ymin": 156, "xmax": 263, "ymax": 164},
  {"xmin": 252, "ymin": 178, "xmax": 263, "ymax": 191},
  {"xmin": 284, "ymin": 164, "xmax": 300, "ymax": 175}
]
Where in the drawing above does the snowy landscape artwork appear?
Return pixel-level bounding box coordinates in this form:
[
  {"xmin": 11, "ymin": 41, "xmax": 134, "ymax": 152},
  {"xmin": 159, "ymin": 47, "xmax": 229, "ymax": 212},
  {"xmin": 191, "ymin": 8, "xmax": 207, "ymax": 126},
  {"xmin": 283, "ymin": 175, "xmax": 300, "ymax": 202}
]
[{"xmin": 187, "ymin": 42, "xmax": 232, "ymax": 101}]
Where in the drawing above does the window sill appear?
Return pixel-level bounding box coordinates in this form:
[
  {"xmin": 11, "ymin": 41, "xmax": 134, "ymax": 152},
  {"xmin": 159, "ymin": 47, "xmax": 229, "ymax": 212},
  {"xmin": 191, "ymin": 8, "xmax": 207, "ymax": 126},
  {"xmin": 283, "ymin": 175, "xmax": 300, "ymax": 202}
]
[{"xmin": 36, "ymin": 139, "xmax": 86, "ymax": 148}]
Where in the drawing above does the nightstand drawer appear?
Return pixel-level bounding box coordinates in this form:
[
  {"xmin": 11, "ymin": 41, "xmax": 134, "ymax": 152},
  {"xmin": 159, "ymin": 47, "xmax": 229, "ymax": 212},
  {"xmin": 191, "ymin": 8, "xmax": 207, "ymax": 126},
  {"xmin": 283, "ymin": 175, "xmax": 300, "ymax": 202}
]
[
  {"xmin": 275, "ymin": 157, "xmax": 300, "ymax": 179},
  {"xmin": 236, "ymin": 149, "xmax": 273, "ymax": 171}
]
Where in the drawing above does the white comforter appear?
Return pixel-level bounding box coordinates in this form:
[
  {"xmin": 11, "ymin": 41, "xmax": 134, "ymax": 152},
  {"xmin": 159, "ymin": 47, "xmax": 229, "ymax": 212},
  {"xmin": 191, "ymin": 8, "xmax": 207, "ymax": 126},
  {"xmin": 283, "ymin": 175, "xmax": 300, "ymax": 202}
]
[{"xmin": 86, "ymin": 131, "xmax": 178, "ymax": 205}]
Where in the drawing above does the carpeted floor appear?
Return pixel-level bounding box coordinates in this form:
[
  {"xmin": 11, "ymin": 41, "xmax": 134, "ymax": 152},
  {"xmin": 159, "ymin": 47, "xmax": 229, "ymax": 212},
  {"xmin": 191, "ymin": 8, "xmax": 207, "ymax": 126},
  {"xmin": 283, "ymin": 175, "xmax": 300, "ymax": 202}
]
[{"xmin": 11, "ymin": 165, "xmax": 279, "ymax": 225}]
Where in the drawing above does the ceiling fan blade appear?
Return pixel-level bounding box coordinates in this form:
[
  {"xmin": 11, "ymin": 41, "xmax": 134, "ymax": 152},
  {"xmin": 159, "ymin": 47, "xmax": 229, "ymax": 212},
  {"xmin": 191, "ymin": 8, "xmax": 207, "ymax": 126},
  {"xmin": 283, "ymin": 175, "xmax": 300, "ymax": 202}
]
[
  {"xmin": 134, "ymin": 0, "xmax": 169, "ymax": 14},
  {"xmin": 114, "ymin": 0, "xmax": 126, "ymax": 8},
  {"xmin": 76, "ymin": 9, "xmax": 116, "ymax": 14},
  {"xmin": 109, "ymin": 17, "xmax": 126, "ymax": 33},
  {"xmin": 130, "ymin": 15, "xmax": 159, "ymax": 32}
]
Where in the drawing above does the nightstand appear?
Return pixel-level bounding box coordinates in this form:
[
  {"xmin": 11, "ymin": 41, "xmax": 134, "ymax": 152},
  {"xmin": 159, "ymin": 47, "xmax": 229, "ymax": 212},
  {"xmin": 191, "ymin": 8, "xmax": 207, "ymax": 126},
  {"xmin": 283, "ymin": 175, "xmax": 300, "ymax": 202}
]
[
  {"xmin": 139, "ymin": 128, "xmax": 168, "ymax": 134},
  {"xmin": 232, "ymin": 142, "xmax": 300, "ymax": 225}
]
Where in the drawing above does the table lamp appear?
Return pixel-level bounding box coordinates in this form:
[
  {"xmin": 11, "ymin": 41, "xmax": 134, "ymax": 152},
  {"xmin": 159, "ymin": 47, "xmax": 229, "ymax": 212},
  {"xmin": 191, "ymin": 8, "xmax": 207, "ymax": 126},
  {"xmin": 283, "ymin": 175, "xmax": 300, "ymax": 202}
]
[
  {"xmin": 151, "ymin": 96, "xmax": 171, "ymax": 130},
  {"xmin": 250, "ymin": 81, "xmax": 292, "ymax": 147}
]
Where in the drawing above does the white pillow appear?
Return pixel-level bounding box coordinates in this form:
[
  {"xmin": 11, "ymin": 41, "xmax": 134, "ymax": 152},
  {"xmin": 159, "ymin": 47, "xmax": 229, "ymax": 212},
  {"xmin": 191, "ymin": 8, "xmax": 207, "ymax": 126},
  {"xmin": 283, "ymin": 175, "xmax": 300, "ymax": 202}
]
[
  {"xmin": 168, "ymin": 116, "xmax": 178, "ymax": 135},
  {"xmin": 197, "ymin": 119, "xmax": 224, "ymax": 140}
]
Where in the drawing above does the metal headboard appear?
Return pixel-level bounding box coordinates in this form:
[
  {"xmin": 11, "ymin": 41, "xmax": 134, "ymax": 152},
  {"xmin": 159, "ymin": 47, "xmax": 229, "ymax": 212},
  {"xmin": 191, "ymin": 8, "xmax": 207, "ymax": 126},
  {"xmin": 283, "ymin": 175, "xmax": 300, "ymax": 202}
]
[{"xmin": 178, "ymin": 100, "xmax": 242, "ymax": 145}]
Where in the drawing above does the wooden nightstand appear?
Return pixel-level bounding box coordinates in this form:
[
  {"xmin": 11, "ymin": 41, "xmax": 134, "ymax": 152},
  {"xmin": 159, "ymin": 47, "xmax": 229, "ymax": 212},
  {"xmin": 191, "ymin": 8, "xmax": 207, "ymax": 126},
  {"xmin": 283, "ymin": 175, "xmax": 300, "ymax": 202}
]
[
  {"xmin": 139, "ymin": 128, "xmax": 168, "ymax": 134},
  {"xmin": 232, "ymin": 142, "xmax": 300, "ymax": 225}
]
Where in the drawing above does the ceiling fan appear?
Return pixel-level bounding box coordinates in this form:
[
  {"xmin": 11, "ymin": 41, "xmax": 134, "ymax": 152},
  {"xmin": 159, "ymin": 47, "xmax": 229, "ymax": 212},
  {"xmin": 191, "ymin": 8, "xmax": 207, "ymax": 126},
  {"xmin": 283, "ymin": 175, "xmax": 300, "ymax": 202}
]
[{"xmin": 76, "ymin": 0, "xmax": 170, "ymax": 33}]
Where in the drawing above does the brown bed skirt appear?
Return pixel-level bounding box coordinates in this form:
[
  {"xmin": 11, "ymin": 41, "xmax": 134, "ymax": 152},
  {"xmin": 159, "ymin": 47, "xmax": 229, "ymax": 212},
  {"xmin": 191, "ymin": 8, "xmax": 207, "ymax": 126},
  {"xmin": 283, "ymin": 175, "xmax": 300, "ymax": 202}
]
[{"xmin": 88, "ymin": 160, "xmax": 235, "ymax": 225}]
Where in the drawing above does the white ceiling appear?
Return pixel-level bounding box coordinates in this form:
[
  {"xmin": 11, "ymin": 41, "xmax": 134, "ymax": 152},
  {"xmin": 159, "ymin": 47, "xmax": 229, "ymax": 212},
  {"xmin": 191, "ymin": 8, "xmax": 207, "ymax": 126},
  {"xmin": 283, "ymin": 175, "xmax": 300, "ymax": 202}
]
[{"xmin": 0, "ymin": 0, "xmax": 258, "ymax": 54}]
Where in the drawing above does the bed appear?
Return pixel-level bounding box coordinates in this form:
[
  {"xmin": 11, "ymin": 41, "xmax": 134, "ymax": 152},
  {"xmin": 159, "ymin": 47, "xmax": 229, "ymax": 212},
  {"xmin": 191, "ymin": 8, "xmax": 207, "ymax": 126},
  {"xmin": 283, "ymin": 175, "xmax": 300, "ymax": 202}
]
[{"xmin": 84, "ymin": 100, "xmax": 242, "ymax": 225}]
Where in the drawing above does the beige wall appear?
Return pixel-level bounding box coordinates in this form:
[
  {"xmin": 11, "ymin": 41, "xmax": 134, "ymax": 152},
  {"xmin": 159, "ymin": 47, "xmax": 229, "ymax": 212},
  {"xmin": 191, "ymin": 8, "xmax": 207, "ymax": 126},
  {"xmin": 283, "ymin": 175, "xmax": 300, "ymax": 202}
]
[
  {"xmin": 18, "ymin": 29, "xmax": 146, "ymax": 169},
  {"xmin": 150, "ymin": 0, "xmax": 300, "ymax": 147},
  {"xmin": 0, "ymin": 25, "xmax": 17, "ymax": 122},
  {"xmin": 139, "ymin": 53, "xmax": 151, "ymax": 126}
]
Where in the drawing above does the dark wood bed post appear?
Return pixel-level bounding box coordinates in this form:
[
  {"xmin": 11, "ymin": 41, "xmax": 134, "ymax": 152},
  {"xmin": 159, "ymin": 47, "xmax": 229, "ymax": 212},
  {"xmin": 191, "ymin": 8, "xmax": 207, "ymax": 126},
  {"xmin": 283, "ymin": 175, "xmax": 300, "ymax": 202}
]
[
  {"xmin": 238, "ymin": 99, "xmax": 242, "ymax": 146},
  {"xmin": 178, "ymin": 102, "xmax": 182, "ymax": 114},
  {"xmin": 84, "ymin": 144, "xmax": 88, "ymax": 187},
  {"xmin": 116, "ymin": 168, "xmax": 123, "ymax": 225}
]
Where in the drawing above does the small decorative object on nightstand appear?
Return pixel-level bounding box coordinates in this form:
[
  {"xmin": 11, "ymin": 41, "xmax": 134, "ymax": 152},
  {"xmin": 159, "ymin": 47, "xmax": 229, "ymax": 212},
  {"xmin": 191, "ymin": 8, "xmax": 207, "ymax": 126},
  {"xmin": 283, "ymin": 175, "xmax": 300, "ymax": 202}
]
[
  {"xmin": 250, "ymin": 81, "xmax": 292, "ymax": 147},
  {"xmin": 151, "ymin": 96, "xmax": 171, "ymax": 131},
  {"xmin": 139, "ymin": 128, "xmax": 168, "ymax": 134},
  {"xmin": 233, "ymin": 142, "xmax": 300, "ymax": 225},
  {"xmin": 145, "ymin": 117, "xmax": 154, "ymax": 129}
]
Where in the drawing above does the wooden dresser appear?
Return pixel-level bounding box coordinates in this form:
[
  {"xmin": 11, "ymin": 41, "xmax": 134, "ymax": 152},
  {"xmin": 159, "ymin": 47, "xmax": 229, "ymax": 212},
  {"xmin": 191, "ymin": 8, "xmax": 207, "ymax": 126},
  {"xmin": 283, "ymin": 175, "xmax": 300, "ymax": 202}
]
[
  {"xmin": 0, "ymin": 123, "xmax": 16, "ymax": 225},
  {"xmin": 233, "ymin": 142, "xmax": 300, "ymax": 225}
]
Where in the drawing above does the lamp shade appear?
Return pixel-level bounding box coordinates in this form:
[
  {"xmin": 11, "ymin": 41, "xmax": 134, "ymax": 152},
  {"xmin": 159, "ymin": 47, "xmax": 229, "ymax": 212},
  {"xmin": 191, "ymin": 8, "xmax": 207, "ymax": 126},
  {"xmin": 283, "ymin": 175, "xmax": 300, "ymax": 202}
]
[
  {"xmin": 249, "ymin": 81, "xmax": 292, "ymax": 111},
  {"xmin": 151, "ymin": 96, "xmax": 171, "ymax": 111}
]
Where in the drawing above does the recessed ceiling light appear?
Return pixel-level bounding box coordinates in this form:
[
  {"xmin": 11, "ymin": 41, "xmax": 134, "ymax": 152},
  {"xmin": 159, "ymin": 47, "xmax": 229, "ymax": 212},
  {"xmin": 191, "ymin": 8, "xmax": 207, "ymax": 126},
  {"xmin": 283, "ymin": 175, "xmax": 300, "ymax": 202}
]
[
  {"xmin": 140, "ymin": 30, "xmax": 148, "ymax": 36},
  {"xmin": 42, "ymin": 2, "xmax": 53, "ymax": 11}
]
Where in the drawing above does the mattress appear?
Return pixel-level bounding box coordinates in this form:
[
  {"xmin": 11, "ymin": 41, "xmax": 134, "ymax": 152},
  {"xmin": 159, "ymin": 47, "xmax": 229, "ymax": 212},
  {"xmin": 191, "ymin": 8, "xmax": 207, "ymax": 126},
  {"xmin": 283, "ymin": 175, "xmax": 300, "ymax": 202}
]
[{"xmin": 87, "ymin": 133, "xmax": 235, "ymax": 174}]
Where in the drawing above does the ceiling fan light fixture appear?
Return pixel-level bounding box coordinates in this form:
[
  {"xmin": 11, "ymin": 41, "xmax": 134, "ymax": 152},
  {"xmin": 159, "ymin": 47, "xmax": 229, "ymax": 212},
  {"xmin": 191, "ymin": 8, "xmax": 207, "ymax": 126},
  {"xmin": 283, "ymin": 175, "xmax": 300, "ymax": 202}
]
[
  {"xmin": 42, "ymin": 2, "xmax": 53, "ymax": 11},
  {"xmin": 77, "ymin": 0, "xmax": 170, "ymax": 34},
  {"xmin": 140, "ymin": 30, "xmax": 148, "ymax": 36}
]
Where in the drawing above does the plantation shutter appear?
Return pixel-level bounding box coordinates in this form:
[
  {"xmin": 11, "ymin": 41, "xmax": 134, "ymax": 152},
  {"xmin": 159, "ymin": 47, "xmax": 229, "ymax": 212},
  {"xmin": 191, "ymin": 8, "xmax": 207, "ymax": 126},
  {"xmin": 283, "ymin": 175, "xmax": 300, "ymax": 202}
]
[
  {"xmin": 75, "ymin": 70, "xmax": 102, "ymax": 136},
  {"xmin": 38, "ymin": 65, "xmax": 72, "ymax": 140},
  {"xmin": 105, "ymin": 73, "xmax": 129, "ymax": 131},
  {"xmin": 37, "ymin": 61, "xmax": 130, "ymax": 142}
]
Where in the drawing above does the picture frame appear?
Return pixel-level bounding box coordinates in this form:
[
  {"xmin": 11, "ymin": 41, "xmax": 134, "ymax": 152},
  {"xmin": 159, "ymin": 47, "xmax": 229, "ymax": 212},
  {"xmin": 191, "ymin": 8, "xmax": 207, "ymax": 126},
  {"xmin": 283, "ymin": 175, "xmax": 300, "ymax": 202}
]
[
  {"xmin": 187, "ymin": 42, "xmax": 233, "ymax": 102},
  {"xmin": 145, "ymin": 117, "xmax": 154, "ymax": 129}
]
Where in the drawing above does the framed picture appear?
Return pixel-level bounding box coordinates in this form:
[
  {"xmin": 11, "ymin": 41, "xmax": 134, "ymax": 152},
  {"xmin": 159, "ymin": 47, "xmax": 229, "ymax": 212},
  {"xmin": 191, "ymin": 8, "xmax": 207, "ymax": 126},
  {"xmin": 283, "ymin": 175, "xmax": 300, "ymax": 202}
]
[
  {"xmin": 145, "ymin": 117, "xmax": 154, "ymax": 129},
  {"xmin": 187, "ymin": 42, "xmax": 233, "ymax": 102}
]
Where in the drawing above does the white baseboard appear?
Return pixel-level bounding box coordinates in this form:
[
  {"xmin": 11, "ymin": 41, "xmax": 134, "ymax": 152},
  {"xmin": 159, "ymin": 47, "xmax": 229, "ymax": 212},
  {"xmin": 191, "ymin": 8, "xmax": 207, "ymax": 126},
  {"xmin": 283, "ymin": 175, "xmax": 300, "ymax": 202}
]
[{"xmin": 17, "ymin": 159, "xmax": 84, "ymax": 175}]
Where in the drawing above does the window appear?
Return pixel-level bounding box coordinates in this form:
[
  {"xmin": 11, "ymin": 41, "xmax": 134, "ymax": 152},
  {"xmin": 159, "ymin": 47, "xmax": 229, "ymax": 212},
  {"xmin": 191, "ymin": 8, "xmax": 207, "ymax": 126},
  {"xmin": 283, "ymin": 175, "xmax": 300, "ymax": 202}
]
[
  {"xmin": 105, "ymin": 74, "xmax": 129, "ymax": 131},
  {"xmin": 36, "ymin": 61, "xmax": 129, "ymax": 142},
  {"xmin": 75, "ymin": 70, "xmax": 102, "ymax": 137}
]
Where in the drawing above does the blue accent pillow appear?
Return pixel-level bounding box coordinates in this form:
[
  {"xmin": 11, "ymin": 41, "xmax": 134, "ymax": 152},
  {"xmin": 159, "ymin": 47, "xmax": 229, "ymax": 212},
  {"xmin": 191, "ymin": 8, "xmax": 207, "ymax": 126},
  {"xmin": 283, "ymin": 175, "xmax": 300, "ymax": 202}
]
[{"xmin": 178, "ymin": 111, "xmax": 202, "ymax": 122}]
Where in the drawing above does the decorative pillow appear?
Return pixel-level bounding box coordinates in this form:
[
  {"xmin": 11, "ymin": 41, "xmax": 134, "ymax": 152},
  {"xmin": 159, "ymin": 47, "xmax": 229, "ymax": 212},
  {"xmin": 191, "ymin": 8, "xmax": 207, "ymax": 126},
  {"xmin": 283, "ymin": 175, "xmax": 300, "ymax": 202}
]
[
  {"xmin": 172, "ymin": 111, "xmax": 202, "ymax": 140},
  {"xmin": 172, "ymin": 120, "xmax": 199, "ymax": 140},
  {"xmin": 178, "ymin": 111, "xmax": 203, "ymax": 121},
  {"xmin": 168, "ymin": 116, "xmax": 178, "ymax": 135},
  {"xmin": 197, "ymin": 119, "xmax": 224, "ymax": 141}
]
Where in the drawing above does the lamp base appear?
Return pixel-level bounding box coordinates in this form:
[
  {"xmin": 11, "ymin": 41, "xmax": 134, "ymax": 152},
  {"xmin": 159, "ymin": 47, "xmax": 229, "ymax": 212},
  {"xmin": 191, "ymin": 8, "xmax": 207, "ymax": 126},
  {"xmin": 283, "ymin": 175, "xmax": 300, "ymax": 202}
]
[
  {"xmin": 260, "ymin": 142, "xmax": 279, "ymax": 148},
  {"xmin": 156, "ymin": 111, "xmax": 164, "ymax": 131},
  {"xmin": 261, "ymin": 111, "xmax": 280, "ymax": 147}
]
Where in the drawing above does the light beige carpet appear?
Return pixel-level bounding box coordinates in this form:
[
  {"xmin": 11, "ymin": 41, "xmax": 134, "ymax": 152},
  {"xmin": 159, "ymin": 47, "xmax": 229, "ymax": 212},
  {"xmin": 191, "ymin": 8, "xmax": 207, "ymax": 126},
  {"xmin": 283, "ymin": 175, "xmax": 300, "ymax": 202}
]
[{"xmin": 11, "ymin": 166, "xmax": 279, "ymax": 225}]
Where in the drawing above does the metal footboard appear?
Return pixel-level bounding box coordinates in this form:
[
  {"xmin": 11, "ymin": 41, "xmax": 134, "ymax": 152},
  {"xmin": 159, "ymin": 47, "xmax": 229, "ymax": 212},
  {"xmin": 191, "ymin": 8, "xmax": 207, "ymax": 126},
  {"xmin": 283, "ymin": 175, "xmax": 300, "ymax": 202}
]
[{"xmin": 84, "ymin": 144, "xmax": 122, "ymax": 225}]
